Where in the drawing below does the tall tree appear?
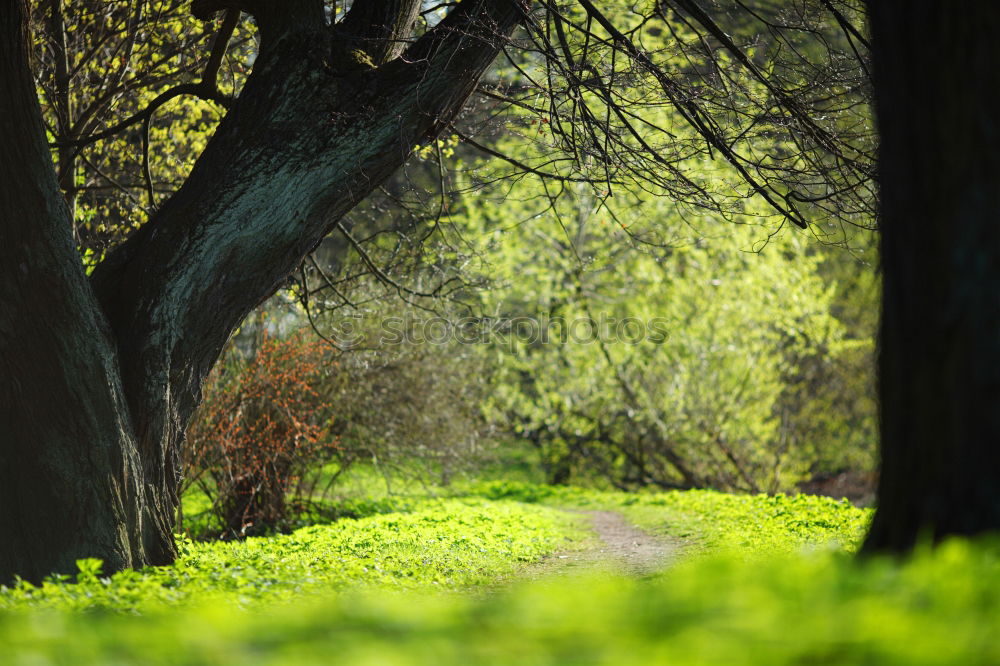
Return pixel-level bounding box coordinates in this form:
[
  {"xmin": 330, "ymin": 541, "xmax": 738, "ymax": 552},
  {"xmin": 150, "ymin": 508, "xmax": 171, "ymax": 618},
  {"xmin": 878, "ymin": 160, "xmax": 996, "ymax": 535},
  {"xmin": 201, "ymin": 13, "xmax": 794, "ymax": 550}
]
[
  {"xmin": 1, "ymin": 0, "xmax": 526, "ymax": 583},
  {"xmin": 863, "ymin": 2, "xmax": 1000, "ymax": 551},
  {"xmin": 2, "ymin": 0, "xmax": 878, "ymax": 582}
]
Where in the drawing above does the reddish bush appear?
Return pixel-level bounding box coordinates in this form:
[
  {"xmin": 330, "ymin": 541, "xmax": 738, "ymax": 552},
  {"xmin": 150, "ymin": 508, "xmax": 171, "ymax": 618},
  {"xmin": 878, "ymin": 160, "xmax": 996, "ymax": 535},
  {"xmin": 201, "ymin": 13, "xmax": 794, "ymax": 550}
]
[{"xmin": 185, "ymin": 332, "xmax": 338, "ymax": 536}]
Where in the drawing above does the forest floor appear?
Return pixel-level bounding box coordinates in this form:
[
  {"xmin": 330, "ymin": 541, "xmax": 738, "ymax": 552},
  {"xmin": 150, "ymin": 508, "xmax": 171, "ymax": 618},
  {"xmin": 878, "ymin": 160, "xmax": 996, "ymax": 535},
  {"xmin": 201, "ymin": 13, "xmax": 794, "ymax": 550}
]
[{"xmin": 524, "ymin": 510, "xmax": 682, "ymax": 579}]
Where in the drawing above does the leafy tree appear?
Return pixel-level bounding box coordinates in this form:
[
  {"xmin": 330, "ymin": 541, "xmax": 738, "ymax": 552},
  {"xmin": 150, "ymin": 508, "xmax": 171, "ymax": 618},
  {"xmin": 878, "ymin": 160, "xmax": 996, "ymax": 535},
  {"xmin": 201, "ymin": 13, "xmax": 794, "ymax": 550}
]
[
  {"xmin": 9, "ymin": 0, "xmax": 950, "ymax": 585},
  {"xmin": 787, "ymin": 240, "xmax": 877, "ymax": 484},
  {"xmin": 460, "ymin": 176, "xmax": 851, "ymax": 491},
  {"xmin": 1, "ymin": 0, "xmax": 530, "ymax": 583}
]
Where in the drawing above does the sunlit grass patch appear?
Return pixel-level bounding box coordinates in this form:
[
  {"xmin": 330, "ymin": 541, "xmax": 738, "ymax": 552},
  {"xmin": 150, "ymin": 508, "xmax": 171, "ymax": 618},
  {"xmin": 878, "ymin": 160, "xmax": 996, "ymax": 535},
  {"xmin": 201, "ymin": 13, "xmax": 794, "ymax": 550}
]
[
  {"xmin": 0, "ymin": 498, "xmax": 577, "ymax": 613},
  {"xmin": 464, "ymin": 480, "xmax": 871, "ymax": 555}
]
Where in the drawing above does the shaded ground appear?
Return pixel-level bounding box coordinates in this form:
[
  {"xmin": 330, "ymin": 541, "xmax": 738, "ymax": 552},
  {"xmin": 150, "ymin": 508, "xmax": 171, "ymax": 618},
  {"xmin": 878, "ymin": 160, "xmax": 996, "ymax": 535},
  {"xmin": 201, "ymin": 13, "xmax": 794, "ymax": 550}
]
[{"xmin": 526, "ymin": 510, "xmax": 682, "ymax": 579}]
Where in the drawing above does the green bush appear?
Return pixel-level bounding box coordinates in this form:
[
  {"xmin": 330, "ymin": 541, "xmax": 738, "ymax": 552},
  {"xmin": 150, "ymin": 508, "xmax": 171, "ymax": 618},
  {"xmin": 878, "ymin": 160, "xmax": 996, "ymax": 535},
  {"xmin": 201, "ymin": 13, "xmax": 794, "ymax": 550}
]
[{"xmin": 461, "ymin": 180, "xmax": 865, "ymax": 492}]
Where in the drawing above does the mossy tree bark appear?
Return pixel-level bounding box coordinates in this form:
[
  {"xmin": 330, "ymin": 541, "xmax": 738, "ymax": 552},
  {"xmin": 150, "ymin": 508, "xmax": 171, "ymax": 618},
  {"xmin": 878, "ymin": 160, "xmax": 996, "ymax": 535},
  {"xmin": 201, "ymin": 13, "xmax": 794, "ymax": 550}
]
[
  {"xmin": 864, "ymin": 2, "xmax": 1000, "ymax": 551},
  {"xmin": 1, "ymin": 0, "xmax": 527, "ymax": 583}
]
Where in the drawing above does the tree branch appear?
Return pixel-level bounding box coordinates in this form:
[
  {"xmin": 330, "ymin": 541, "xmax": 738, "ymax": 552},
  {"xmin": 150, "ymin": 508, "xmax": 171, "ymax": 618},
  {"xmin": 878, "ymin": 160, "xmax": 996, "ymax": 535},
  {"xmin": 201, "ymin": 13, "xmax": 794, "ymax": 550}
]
[
  {"xmin": 89, "ymin": 0, "xmax": 531, "ymax": 466},
  {"xmin": 203, "ymin": 9, "xmax": 241, "ymax": 89},
  {"xmin": 453, "ymin": 127, "xmax": 613, "ymax": 184},
  {"xmin": 557, "ymin": 0, "xmax": 812, "ymax": 228},
  {"xmin": 337, "ymin": 0, "xmax": 424, "ymax": 65}
]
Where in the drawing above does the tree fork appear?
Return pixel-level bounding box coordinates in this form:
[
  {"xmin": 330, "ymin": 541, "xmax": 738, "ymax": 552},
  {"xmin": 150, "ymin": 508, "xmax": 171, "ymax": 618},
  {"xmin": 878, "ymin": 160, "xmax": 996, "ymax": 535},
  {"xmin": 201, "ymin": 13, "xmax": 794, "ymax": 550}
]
[{"xmin": 2, "ymin": 0, "xmax": 528, "ymax": 583}]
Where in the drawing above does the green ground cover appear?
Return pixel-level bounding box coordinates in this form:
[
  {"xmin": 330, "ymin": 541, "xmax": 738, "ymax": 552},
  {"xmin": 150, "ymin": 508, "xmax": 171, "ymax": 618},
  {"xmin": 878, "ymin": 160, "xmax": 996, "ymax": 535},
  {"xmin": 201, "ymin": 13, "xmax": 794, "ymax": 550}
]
[
  {"xmin": 0, "ymin": 498, "xmax": 576, "ymax": 613},
  {"xmin": 3, "ymin": 483, "xmax": 999, "ymax": 665},
  {"xmin": 3, "ymin": 540, "xmax": 998, "ymax": 665},
  {"xmin": 463, "ymin": 480, "xmax": 871, "ymax": 554}
]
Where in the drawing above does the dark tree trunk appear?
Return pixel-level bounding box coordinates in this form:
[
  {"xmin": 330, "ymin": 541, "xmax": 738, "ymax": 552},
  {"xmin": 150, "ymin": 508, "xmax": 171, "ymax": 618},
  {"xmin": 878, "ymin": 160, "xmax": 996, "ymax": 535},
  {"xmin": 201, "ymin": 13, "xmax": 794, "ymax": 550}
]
[
  {"xmin": 864, "ymin": 3, "xmax": 1000, "ymax": 551},
  {"xmin": 1, "ymin": 0, "xmax": 526, "ymax": 583},
  {"xmin": 0, "ymin": 1, "xmax": 157, "ymax": 582}
]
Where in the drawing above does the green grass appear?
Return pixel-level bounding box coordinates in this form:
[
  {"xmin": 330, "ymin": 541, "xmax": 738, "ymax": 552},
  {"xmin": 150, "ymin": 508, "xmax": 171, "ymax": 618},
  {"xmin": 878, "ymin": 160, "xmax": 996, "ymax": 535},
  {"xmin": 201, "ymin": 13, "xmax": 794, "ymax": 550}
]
[
  {"xmin": 0, "ymin": 498, "xmax": 577, "ymax": 612},
  {"xmin": 463, "ymin": 480, "xmax": 871, "ymax": 554},
  {"xmin": 3, "ymin": 482, "xmax": 999, "ymax": 665},
  {"xmin": 2, "ymin": 539, "xmax": 999, "ymax": 664}
]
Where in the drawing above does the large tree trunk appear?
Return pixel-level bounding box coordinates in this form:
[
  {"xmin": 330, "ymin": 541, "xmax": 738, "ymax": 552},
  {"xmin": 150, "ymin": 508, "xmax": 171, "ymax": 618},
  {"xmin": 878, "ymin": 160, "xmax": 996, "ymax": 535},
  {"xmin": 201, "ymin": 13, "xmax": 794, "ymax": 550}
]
[
  {"xmin": 1, "ymin": 0, "xmax": 526, "ymax": 583},
  {"xmin": 0, "ymin": 1, "xmax": 158, "ymax": 582},
  {"xmin": 864, "ymin": 3, "xmax": 1000, "ymax": 551}
]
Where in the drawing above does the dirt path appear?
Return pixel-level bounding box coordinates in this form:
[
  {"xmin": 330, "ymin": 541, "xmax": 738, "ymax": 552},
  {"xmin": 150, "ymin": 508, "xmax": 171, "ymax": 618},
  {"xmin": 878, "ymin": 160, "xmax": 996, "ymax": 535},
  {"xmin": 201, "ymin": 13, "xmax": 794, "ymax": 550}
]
[{"xmin": 526, "ymin": 510, "xmax": 681, "ymax": 579}]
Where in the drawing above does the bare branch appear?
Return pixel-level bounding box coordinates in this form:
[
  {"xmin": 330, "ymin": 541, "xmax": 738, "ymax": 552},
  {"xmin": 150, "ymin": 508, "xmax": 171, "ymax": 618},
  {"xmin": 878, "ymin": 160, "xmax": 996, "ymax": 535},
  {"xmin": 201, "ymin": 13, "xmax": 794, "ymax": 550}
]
[{"xmin": 51, "ymin": 10, "xmax": 240, "ymax": 151}]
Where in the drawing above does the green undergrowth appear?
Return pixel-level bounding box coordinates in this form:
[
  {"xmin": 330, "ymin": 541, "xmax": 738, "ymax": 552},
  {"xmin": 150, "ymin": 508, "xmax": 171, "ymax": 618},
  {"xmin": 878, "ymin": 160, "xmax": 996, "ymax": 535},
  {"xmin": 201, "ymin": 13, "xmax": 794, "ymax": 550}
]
[
  {"xmin": 2, "ymin": 538, "xmax": 999, "ymax": 664},
  {"xmin": 462, "ymin": 480, "xmax": 871, "ymax": 555},
  {"xmin": 0, "ymin": 498, "xmax": 576, "ymax": 613},
  {"xmin": 4, "ymin": 482, "xmax": 998, "ymax": 665}
]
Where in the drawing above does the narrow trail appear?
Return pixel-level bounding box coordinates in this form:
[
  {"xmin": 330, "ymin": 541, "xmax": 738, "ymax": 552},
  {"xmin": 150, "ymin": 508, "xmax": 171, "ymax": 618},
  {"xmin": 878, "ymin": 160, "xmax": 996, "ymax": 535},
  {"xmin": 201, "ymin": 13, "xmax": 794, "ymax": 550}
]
[{"xmin": 526, "ymin": 510, "xmax": 681, "ymax": 579}]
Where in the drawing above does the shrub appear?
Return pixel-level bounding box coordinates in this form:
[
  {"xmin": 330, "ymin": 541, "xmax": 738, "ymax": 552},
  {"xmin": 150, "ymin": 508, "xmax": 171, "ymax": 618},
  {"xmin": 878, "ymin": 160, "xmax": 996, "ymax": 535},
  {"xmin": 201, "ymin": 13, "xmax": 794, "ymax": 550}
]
[{"xmin": 185, "ymin": 332, "xmax": 338, "ymax": 536}]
